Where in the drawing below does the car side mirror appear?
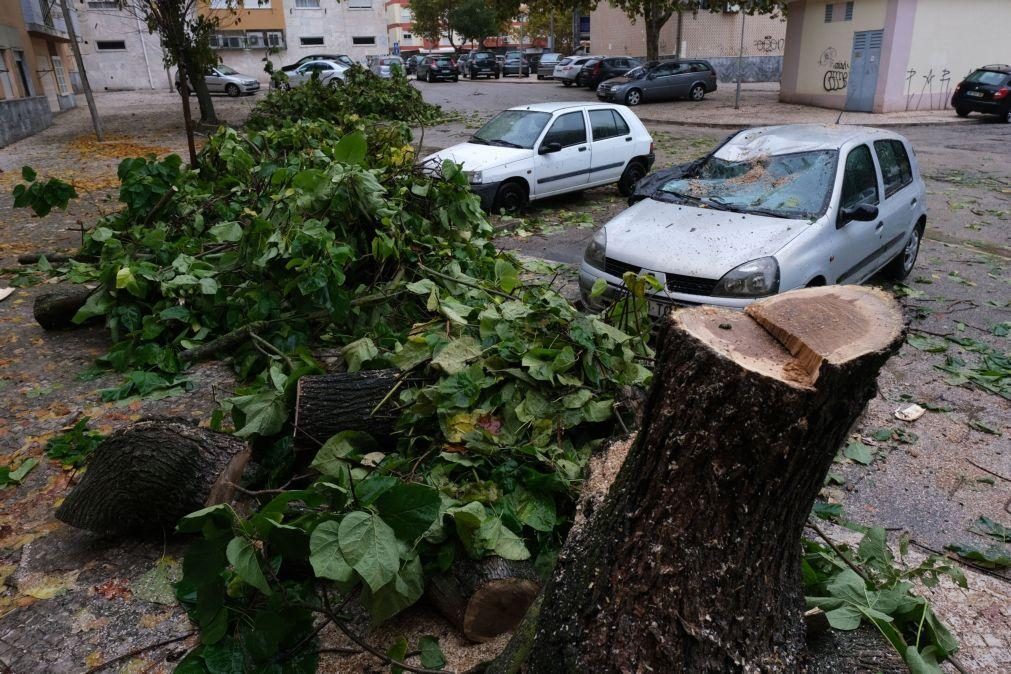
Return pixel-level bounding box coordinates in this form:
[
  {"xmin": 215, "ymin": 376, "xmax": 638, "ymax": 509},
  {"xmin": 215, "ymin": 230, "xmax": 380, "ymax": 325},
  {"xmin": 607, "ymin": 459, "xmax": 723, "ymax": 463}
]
[
  {"xmin": 838, "ymin": 203, "xmax": 879, "ymax": 227},
  {"xmin": 539, "ymin": 142, "xmax": 562, "ymax": 155}
]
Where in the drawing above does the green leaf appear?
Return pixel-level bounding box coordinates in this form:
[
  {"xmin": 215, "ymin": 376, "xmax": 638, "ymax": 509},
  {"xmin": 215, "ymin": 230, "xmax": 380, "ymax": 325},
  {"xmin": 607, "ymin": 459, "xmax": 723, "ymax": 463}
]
[
  {"xmin": 968, "ymin": 419, "xmax": 1001, "ymax": 436},
  {"xmin": 824, "ymin": 604, "xmax": 863, "ymax": 630},
  {"xmin": 338, "ymin": 511, "xmax": 400, "ymax": 592},
  {"xmin": 944, "ymin": 543, "xmax": 1011, "ymax": 569},
  {"xmin": 419, "ymin": 636, "xmax": 446, "ymax": 669},
  {"xmin": 177, "ymin": 504, "xmax": 235, "ymax": 534},
  {"xmin": 387, "ymin": 636, "xmax": 409, "ymax": 674},
  {"xmin": 334, "ymin": 131, "xmax": 367, "ymax": 165},
  {"xmin": 363, "ymin": 555, "xmax": 424, "ymax": 623},
  {"xmin": 208, "ymin": 221, "xmax": 243, "ymax": 242},
  {"xmin": 21, "ymin": 165, "xmax": 37, "ymax": 182},
  {"xmin": 812, "ymin": 501, "xmax": 843, "ymax": 522},
  {"xmin": 494, "ymin": 259, "xmax": 519, "ymax": 293},
  {"xmin": 7, "ymin": 458, "xmax": 38, "ymax": 484},
  {"xmin": 969, "ymin": 516, "xmax": 1011, "ymax": 543},
  {"xmin": 906, "ymin": 334, "xmax": 948, "ymax": 353},
  {"xmin": 225, "ymin": 537, "xmax": 271, "ymax": 595},
  {"xmin": 341, "ymin": 337, "xmax": 378, "ymax": 372},
  {"xmin": 478, "ymin": 516, "xmax": 530, "ymax": 561},
  {"xmin": 310, "ymin": 431, "xmax": 375, "ymax": 478},
  {"xmin": 374, "ymin": 482, "xmax": 442, "ymax": 541},
  {"xmin": 432, "ymin": 336, "xmax": 483, "ymax": 375},
  {"xmin": 183, "ymin": 537, "xmax": 228, "ymax": 586},
  {"xmin": 590, "ymin": 277, "xmax": 607, "ymax": 298},
  {"xmin": 843, "ymin": 440, "xmax": 875, "ymax": 465},
  {"xmin": 230, "ymin": 390, "xmax": 287, "ymax": 438},
  {"xmin": 308, "ymin": 520, "xmax": 356, "ymax": 583}
]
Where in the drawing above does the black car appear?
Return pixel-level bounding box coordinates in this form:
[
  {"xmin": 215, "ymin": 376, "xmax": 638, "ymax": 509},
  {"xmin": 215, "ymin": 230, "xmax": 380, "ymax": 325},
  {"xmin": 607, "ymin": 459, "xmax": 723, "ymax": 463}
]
[
  {"xmin": 465, "ymin": 52, "xmax": 500, "ymax": 79},
  {"xmin": 951, "ymin": 65, "xmax": 1011, "ymax": 123},
  {"xmin": 581, "ymin": 56, "xmax": 642, "ymax": 89},
  {"xmin": 417, "ymin": 55, "xmax": 459, "ymax": 82}
]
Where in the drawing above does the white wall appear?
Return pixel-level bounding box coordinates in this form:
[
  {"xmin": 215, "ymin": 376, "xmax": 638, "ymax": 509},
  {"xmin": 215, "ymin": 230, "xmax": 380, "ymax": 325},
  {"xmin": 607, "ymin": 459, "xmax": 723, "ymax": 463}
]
[
  {"xmin": 283, "ymin": 0, "xmax": 389, "ymax": 67},
  {"xmin": 77, "ymin": 6, "xmax": 171, "ymax": 91}
]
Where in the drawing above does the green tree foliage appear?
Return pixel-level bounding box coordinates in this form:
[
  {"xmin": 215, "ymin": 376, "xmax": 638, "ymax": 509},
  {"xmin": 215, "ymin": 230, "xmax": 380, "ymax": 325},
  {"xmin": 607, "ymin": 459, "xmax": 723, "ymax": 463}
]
[
  {"xmin": 411, "ymin": 0, "xmax": 521, "ymax": 50},
  {"xmin": 450, "ymin": 0, "xmax": 510, "ymax": 48}
]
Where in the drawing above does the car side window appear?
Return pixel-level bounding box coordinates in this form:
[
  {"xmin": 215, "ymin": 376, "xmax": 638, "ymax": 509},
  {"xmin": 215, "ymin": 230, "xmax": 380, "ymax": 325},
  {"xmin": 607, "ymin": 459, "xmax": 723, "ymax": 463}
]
[
  {"xmin": 874, "ymin": 140, "xmax": 907, "ymax": 197},
  {"xmin": 542, "ymin": 112, "xmax": 587, "ymax": 148},
  {"xmin": 589, "ymin": 110, "xmax": 618, "ymax": 141},
  {"xmin": 840, "ymin": 144, "xmax": 880, "ymax": 209},
  {"xmin": 611, "ymin": 110, "xmax": 630, "ymax": 136},
  {"xmin": 652, "ymin": 63, "xmax": 675, "ymax": 77},
  {"xmin": 891, "ymin": 141, "xmax": 914, "ymax": 188}
]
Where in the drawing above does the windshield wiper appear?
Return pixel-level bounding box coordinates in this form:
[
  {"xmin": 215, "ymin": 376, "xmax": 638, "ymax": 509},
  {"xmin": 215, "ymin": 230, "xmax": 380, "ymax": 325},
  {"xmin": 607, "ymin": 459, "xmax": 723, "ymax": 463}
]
[
  {"xmin": 469, "ymin": 137, "xmax": 490, "ymax": 145},
  {"xmin": 487, "ymin": 139, "xmax": 523, "ymax": 148},
  {"xmin": 657, "ymin": 191, "xmax": 734, "ymax": 211},
  {"xmin": 708, "ymin": 198, "xmax": 793, "ymax": 219}
]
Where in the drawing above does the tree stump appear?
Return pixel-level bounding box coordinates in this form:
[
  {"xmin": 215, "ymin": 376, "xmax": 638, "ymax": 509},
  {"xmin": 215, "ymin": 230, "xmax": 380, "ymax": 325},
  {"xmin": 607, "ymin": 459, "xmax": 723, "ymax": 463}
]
[
  {"xmin": 427, "ymin": 557, "xmax": 541, "ymax": 643},
  {"xmin": 525, "ymin": 286, "xmax": 905, "ymax": 673},
  {"xmin": 293, "ymin": 369, "xmax": 402, "ymax": 444},
  {"xmin": 56, "ymin": 418, "xmax": 249, "ymax": 534},
  {"xmin": 33, "ymin": 285, "xmax": 94, "ymax": 331}
]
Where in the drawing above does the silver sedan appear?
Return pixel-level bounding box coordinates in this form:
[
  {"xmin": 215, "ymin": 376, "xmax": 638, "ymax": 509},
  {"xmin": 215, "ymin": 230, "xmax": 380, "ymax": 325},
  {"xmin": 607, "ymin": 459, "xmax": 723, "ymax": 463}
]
[
  {"xmin": 285, "ymin": 60, "xmax": 349, "ymax": 89},
  {"xmin": 580, "ymin": 124, "xmax": 928, "ymax": 312}
]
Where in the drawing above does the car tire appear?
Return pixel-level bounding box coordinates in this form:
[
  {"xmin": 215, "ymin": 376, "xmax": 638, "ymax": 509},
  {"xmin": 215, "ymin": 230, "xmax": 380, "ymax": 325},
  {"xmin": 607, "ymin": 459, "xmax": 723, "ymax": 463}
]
[
  {"xmin": 617, "ymin": 160, "xmax": 647, "ymax": 197},
  {"xmin": 493, "ymin": 181, "xmax": 528, "ymax": 213},
  {"xmin": 690, "ymin": 84, "xmax": 706, "ymax": 102},
  {"xmin": 1005, "ymin": 108, "xmax": 1011, "ymax": 124},
  {"xmin": 453, "ymin": 76, "xmax": 459, "ymax": 82},
  {"xmin": 625, "ymin": 89, "xmax": 642, "ymax": 106},
  {"xmin": 955, "ymin": 106, "xmax": 971, "ymax": 117},
  {"xmin": 225, "ymin": 83, "xmax": 240, "ymax": 98},
  {"xmin": 328, "ymin": 78, "xmax": 341, "ymax": 89},
  {"xmin": 884, "ymin": 223, "xmax": 923, "ymax": 281},
  {"xmin": 562, "ymin": 80, "xmax": 572, "ymax": 87}
]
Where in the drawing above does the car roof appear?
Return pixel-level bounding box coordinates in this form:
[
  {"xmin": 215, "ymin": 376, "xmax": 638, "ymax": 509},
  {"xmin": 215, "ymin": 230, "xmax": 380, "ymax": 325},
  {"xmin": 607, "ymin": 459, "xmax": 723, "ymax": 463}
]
[
  {"xmin": 975, "ymin": 64, "xmax": 1011, "ymax": 74},
  {"xmin": 717, "ymin": 124, "xmax": 904, "ymax": 161},
  {"xmin": 509, "ymin": 102, "xmax": 630, "ymax": 114}
]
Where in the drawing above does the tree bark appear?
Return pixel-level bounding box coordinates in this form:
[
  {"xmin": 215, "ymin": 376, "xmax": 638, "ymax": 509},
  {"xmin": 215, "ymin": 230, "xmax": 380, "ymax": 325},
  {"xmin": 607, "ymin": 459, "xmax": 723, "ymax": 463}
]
[
  {"xmin": 33, "ymin": 285, "xmax": 94, "ymax": 331},
  {"xmin": 525, "ymin": 286, "xmax": 905, "ymax": 673},
  {"xmin": 56, "ymin": 418, "xmax": 249, "ymax": 535},
  {"xmin": 426, "ymin": 557, "xmax": 541, "ymax": 643},
  {"xmin": 293, "ymin": 369, "xmax": 403, "ymax": 444}
]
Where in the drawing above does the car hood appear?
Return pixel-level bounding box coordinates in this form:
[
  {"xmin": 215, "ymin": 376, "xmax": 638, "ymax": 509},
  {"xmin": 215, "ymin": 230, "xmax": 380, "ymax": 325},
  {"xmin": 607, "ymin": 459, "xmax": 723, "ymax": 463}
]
[
  {"xmin": 603, "ymin": 199, "xmax": 809, "ymax": 279},
  {"xmin": 602, "ymin": 76, "xmax": 638, "ymax": 87},
  {"xmin": 423, "ymin": 143, "xmax": 531, "ymax": 172}
]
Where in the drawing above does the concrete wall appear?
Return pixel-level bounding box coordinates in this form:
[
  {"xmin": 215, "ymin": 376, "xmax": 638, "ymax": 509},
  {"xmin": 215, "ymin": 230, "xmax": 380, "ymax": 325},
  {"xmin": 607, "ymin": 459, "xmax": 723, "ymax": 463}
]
[
  {"xmin": 284, "ymin": 0, "xmax": 389, "ymax": 66},
  {"xmin": 77, "ymin": 7, "xmax": 170, "ymax": 91},
  {"xmin": 0, "ymin": 94, "xmax": 51, "ymax": 146},
  {"xmin": 588, "ymin": 3, "xmax": 787, "ymax": 82}
]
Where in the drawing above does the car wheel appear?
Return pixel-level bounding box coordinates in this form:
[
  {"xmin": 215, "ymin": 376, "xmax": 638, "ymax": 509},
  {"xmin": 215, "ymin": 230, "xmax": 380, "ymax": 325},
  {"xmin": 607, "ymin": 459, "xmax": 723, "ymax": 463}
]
[
  {"xmin": 1005, "ymin": 108, "xmax": 1011, "ymax": 124},
  {"xmin": 625, "ymin": 89, "xmax": 642, "ymax": 106},
  {"xmin": 884, "ymin": 223, "xmax": 923, "ymax": 281},
  {"xmin": 690, "ymin": 84, "xmax": 706, "ymax": 102},
  {"xmin": 537, "ymin": 74, "xmax": 543, "ymax": 80},
  {"xmin": 493, "ymin": 181, "xmax": 528, "ymax": 213},
  {"xmin": 225, "ymin": 83, "xmax": 240, "ymax": 98},
  {"xmin": 955, "ymin": 106, "xmax": 971, "ymax": 117},
  {"xmin": 328, "ymin": 78, "xmax": 341, "ymax": 89},
  {"xmin": 617, "ymin": 160, "xmax": 647, "ymax": 197},
  {"xmin": 453, "ymin": 76, "xmax": 459, "ymax": 82},
  {"xmin": 562, "ymin": 80, "xmax": 572, "ymax": 87}
]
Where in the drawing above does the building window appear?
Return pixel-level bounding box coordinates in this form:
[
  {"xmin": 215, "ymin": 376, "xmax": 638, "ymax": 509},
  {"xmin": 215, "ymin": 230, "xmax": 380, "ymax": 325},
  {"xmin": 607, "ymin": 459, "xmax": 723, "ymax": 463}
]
[
  {"xmin": 51, "ymin": 55, "xmax": 70, "ymax": 95},
  {"xmin": 824, "ymin": 3, "xmax": 833, "ymax": 22},
  {"xmin": 295, "ymin": 0, "xmax": 320, "ymax": 7},
  {"xmin": 86, "ymin": 1, "xmax": 119, "ymax": 8},
  {"xmin": 402, "ymin": 33, "xmax": 412, "ymax": 40},
  {"xmin": 209, "ymin": 0, "xmax": 229, "ymax": 7},
  {"xmin": 348, "ymin": 0, "xmax": 372, "ymax": 8},
  {"xmin": 96, "ymin": 40, "xmax": 127, "ymax": 50},
  {"xmin": 300, "ymin": 36, "xmax": 324, "ymax": 46},
  {"xmin": 0, "ymin": 50, "xmax": 16, "ymax": 99},
  {"xmin": 844, "ymin": 1, "xmax": 854, "ymax": 20},
  {"xmin": 352, "ymin": 36, "xmax": 375, "ymax": 45},
  {"xmin": 401, "ymin": 8, "xmax": 411, "ymax": 21}
]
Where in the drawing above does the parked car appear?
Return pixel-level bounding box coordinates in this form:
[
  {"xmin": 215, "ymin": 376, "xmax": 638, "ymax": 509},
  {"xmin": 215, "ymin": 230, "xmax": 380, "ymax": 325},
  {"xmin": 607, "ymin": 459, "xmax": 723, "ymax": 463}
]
[
  {"xmin": 417, "ymin": 55, "xmax": 459, "ymax": 82},
  {"xmin": 371, "ymin": 56, "xmax": 405, "ymax": 78},
  {"xmin": 596, "ymin": 59, "xmax": 717, "ymax": 106},
  {"xmin": 281, "ymin": 54, "xmax": 354, "ymax": 73},
  {"xmin": 582, "ymin": 56, "xmax": 642, "ymax": 90},
  {"xmin": 502, "ymin": 52, "xmax": 530, "ymax": 77},
  {"xmin": 405, "ymin": 54, "xmax": 424, "ymax": 75},
  {"xmin": 285, "ymin": 60, "xmax": 348, "ymax": 89},
  {"xmin": 537, "ymin": 53, "xmax": 562, "ymax": 80},
  {"xmin": 175, "ymin": 65, "xmax": 259, "ymax": 97},
  {"xmin": 462, "ymin": 51, "xmax": 500, "ymax": 79},
  {"xmin": 422, "ymin": 103, "xmax": 655, "ymax": 212},
  {"xmin": 553, "ymin": 55, "xmax": 599, "ymax": 87},
  {"xmin": 951, "ymin": 64, "xmax": 1011, "ymax": 123},
  {"xmin": 579, "ymin": 125, "xmax": 927, "ymax": 312}
]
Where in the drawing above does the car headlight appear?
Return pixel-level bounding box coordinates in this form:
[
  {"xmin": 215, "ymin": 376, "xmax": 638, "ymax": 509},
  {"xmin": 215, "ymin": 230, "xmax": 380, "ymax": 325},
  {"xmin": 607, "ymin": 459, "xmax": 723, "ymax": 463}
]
[
  {"xmin": 466, "ymin": 170, "xmax": 483, "ymax": 185},
  {"xmin": 712, "ymin": 257, "xmax": 780, "ymax": 297},
  {"xmin": 584, "ymin": 227, "xmax": 607, "ymax": 270}
]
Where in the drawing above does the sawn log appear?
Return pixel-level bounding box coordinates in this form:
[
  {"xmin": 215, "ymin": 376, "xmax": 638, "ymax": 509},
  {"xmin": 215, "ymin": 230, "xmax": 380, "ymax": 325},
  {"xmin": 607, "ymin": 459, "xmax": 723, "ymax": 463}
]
[{"xmin": 293, "ymin": 369, "xmax": 402, "ymax": 444}]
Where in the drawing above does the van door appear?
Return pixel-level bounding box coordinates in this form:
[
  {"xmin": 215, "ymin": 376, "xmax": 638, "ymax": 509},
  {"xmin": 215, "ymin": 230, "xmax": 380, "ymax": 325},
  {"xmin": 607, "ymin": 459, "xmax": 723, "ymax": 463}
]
[
  {"xmin": 588, "ymin": 109, "xmax": 632, "ymax": 184},
  {"xmin": 534, "ymin": 111, "xmax": 591, "ymax": 197}
]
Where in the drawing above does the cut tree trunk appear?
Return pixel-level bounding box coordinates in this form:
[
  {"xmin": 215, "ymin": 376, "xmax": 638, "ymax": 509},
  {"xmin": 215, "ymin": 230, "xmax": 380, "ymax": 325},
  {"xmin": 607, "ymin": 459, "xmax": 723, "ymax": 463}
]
[
  {"xmin": 524, "ymin": 286, "xmax": 905, "ymax": 673},
  {"xmin": 33, "ymin": 285, "xmax": 94, "ymax": 330},
  {"xmin": 293, "ymin": 369, "xmax": 402, "ymax": 444},
  {"xmin": 56, "ymin": 418, "xmax": 250, "ymax": 534},
  {"xmin": 427, "ymin": 557, "xmax": 541, "ymax": 643}
]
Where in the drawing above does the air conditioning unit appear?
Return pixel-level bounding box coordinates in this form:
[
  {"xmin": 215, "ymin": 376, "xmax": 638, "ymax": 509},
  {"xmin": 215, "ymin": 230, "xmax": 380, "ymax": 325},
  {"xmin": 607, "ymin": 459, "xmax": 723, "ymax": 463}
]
[{"xmin": 245, "ymin": 33, "xmax": 265, "ymax": 48}]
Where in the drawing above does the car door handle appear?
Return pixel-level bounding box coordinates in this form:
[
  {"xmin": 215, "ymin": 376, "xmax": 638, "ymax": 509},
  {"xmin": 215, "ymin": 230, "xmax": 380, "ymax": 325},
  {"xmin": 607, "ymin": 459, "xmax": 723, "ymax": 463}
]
[
  {"xmin": 625, "ymin": 136, "xmax": 633, "ymax": 142},
  {"xmin": 578, "ymin": 146, "xmax": 587, "ymax": 152},
  {"xmin": 910, "ymin": 198, "xmax": 918, "ymax": 207},
  {"xmin": 875, "ymin": 222, "xmax": 884, "ymax": 231}
]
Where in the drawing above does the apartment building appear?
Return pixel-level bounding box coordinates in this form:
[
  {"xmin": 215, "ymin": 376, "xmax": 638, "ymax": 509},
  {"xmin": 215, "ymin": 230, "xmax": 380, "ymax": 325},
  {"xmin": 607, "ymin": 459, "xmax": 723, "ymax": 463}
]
[
  {"xmin": 589, "ymin": 2, "xmax": 787, "ymax": 82},
  {"xmin": 1, "ymin": 0, "xmax": 78, "ymax": 146},
  {"xmin": 283, "ymin": 0, "xmax": 389, "ymax": 66},
  {"xmin": 75, "ymin": 1, "xmax": 168, "ymax": 91}
]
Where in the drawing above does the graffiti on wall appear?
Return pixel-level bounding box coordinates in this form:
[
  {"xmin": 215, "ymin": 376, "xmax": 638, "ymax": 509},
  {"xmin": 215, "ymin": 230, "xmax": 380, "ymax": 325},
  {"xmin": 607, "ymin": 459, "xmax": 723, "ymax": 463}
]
[
  {"xmin": 816, "ymin": 47, "xmax": 849, "ymax": 92},
  {"xmin": 818, "ymin": 47, "xmax": 838, "ymax": 67},
  {"xmin": 754, "ymin": 36, "xmax": 785, "ymax": 54},
  {"xmin": 905, "ymin": 67, "xmax": 953, "ymax": 111}
]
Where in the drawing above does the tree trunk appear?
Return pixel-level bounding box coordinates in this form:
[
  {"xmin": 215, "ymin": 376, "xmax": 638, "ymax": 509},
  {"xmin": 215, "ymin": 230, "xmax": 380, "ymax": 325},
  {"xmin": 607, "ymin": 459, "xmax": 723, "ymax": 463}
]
[
  {"xmin": 192, "ymin": 75, "xmax": 218, "ymax": 126},
  {"xmin": 427, "ymin": 557, "xmax": 541, "ymax": 643},
  {"xmin": 293, "ymin": 369, "xmax": 403, "ymax": 444},
  {"xmin": 525, "ymin": 286, "xmax": 905, "ymax": 673},
  {"xmin": 56, "ymin": 418, "xmax": 249, "ymax": 535},
  {"xmin": 33, "ymin": 285, "xmax": 94, "ymax": 330},
  {"xmin": 177, "ymin": 70, "xmax": 198, "ymax": 167}
]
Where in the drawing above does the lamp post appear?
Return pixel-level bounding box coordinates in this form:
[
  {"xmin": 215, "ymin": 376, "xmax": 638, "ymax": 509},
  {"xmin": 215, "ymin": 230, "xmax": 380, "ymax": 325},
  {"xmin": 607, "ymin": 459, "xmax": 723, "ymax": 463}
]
[{"xmin": 519, "ymin": 3, "xmax": 529, "ymax": 54}]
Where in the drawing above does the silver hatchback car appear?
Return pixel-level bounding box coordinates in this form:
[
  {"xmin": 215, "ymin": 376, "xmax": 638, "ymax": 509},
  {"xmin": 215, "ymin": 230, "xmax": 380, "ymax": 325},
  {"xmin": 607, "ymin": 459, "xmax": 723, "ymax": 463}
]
[
  {"xmin": 175, "ymin": 64, "xmax": 260, "ymax": 97},
  {"xmin": 580, "ymin": 124, "xmax": 928, "ymax": 312}
]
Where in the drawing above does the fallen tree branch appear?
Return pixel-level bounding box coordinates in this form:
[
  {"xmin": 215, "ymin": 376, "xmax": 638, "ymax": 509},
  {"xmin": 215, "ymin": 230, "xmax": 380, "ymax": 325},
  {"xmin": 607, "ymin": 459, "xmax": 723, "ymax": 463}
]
[
  {"xmin": 84, "ymin": 631, "xmax": 194, "ymax": 673},
  {"xmin": 965, "ymin": 458, "xmax": 1011, "ymax": 483},
  {"xmin": 805, "ymin": 520, "xmax": 870, "ymax": 583},
  {"xmin": 908, "ymin": 539, "xmax": 1011, "ymax": 584}
]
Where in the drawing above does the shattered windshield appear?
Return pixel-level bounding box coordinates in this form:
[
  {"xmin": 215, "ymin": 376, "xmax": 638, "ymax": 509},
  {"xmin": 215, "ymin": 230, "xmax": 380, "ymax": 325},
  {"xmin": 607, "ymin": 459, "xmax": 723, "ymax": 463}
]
[{"xmin": 659, "ymin": 150, "xmax": 838, "ymax": 219}]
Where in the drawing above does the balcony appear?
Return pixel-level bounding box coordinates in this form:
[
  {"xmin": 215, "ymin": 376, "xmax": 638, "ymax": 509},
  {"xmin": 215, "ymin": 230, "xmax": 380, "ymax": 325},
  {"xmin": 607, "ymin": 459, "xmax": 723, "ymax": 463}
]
[{"xmin": 21, "ymin": 0, "xmax": 73, "ymax": 42}]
